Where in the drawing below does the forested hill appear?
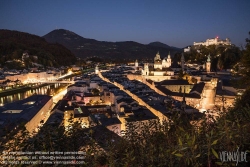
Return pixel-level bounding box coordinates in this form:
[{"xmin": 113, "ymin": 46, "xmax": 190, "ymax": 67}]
[
  {"xmin": 0, "ymin": 29, "xmax": 76, "ymax": 68},
  {"xmin": 43, "ymin": 29, "xmax": 182, "ymax": 60}
]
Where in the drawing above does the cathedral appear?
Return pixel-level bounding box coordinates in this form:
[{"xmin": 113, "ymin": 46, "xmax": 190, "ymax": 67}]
[{"xmin": 142, "ymin": 52, "xmax": 174, "ymax": 77}]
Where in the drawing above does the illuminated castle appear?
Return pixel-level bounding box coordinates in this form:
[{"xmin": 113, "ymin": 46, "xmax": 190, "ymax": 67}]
[{"xmin": 194, "ymin": 37, "xmax": 231, "ymax": 46}]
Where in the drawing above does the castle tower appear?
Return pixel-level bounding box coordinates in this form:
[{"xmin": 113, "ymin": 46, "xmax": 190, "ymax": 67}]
[
  {"xmin": 206, "ymin": 54, "xmax": 211, "ymax": 73},
  {"xmin": 143, "ymin": 63, "xmax": 149, "ymax": 76},
  {"xmin": 135, "ymin": 59, "xmax": 138, "ymax": 67},
  {"xmin": 95, "ymin": 65, "xmax": 99, "ymax": 74},
  {"xmin": 181, "ymin": 53, "xmax": 185, "ymax": 71}
]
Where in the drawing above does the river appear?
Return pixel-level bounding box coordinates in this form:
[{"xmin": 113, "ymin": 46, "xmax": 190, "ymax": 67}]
[{"xmin": 0, "ymin": 83, "xmax": 70, "ymax": 105}]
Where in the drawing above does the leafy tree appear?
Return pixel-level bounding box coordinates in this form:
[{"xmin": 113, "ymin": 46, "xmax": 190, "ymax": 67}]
[
  {"xmin": 91, "ymin": 88, "xmax": 100, "ymax": 95},
  {"xmin": 0, "ymin": 30, "xmax": 77, "ymax": 68},
  {"xmin": 239, "ymin": 31, "xmax": 250, "ymax": 87}
]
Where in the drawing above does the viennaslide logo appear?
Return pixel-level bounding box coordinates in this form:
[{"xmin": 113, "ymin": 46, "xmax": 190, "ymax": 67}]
[{"xmin": 219, "ymin": 147, "xmax": 248, "ymax": 166}]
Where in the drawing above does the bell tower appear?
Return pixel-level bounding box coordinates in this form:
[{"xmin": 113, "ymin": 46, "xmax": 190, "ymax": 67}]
[
  {"xmin": 167, "ymin": 51, "xmax": 171, "ymax": 67},
  {"xmin": 206, "ymin": 54, "xmax": 211, "ymax": 73},
  {"xmin": 143, "ymin": 63, "xmax": 149, "ymax": 76},
  {"xmin": 95, "ymin": 65, "xmax": 99, "ymax": 74},
  {"xmin": 135, "ymin": 59, "xmax": 138, "ymax": 67}
]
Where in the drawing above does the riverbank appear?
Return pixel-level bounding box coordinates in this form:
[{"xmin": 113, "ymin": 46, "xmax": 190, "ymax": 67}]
[{"xmin": 0, "ymin": 83, "xmax": 50, "ymax": 97}]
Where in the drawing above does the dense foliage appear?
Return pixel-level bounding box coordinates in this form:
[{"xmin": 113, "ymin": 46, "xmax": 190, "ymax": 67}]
[
  {"xmin": 1, "ymin": 93, "xmax": 250, "ymax": 166},
  {"xmin": 184, "ymin": 45, "xmax": 241, "ymax": 71},
  {"xmin": 0, "ymin": 30, "xmax": 77, "ymax": 68},
  {"xmin": 239, "ymin": 32, "xmax": 250, "ymax": 86}
]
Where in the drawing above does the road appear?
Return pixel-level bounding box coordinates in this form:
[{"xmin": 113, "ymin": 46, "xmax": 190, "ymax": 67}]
[{"xmin": 43, "ymin": 88, "xmax": 68, "ymax": 123}]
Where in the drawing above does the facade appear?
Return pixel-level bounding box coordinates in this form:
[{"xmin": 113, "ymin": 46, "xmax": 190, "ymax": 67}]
[
  {"xmin": 141, "ymin": 52, "xmax": 174, "ymax": 81},
  {"xmin": 215, "ymin": 81, "xmax": 236, "ymax": 110},
  {"xmin": 194, "ymin": 37, "xmax": 231, "ymax": 46},
  {"xmin": 160, "ymin": 80, "xmax": 193, "ymax": 93},
  {"xmin": 152, "ymin": 51, "xmax": 172, "ymax": 69},
  {"xmin": 5, "ymin": 72, "xmax": 59, "ymax": 83},
  {"xmin": 184, "ymin": 46, "xmax": 191, "ymax": 52}
]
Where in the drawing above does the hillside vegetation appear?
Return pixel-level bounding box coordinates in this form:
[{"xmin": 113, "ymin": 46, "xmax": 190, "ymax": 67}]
[
  {"xmin": 183, "ymin": 45, "xmax": 241, "ymax": 71},
  {"xmin": 0, "ymin": 30, "xmax": 77, "ymax": 68},
  {"xmin": 1, "ymin": 91, "xmax": 250, "ymax": 166},
  {"xmin": 43, "ymin": 29, "xmax": 182, "ymax": 60}
]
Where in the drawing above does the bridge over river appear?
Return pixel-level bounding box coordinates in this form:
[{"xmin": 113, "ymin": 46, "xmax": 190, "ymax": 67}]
[
  {"xmin": 25, "ymin": 79, "xmax": 75, "ymax": 84},
  {"xmin": 38, "ymin": 80, "xmax": 74, "ymax": 84}
]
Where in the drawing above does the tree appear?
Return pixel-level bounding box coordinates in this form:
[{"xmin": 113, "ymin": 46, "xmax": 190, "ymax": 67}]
[
  {"xmin": 217, "ymin": 57, "xmax": 224, "ymax": 70},
  {"xmin": 91, "ymin": 88, "xmax": 100, "ymax": 95},
  {"xmin": 191, "ymin": 78, "xmax": 197, "ymax": 84},
  {"xmin": 239, "ymin": 32, "xmax": 250, "ymax": 87}
]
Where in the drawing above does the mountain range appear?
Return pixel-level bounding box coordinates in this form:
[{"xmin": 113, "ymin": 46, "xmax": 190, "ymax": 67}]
[
  {"xmin": 0, "ymin": 29, "xmax": 76, "ymax": 67},
  {"xmin": 43, "ymin": 29, "xmax": 182, "ymax": 60},
  {"xmin": 0, "ymin": 28, "xmax": 183, "ymax": 67}
]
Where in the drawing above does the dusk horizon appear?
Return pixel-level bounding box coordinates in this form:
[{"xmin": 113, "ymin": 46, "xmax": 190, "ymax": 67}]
[{"xmin": 1, "ymin": 0, "xmax": 250, "ymax": 48}]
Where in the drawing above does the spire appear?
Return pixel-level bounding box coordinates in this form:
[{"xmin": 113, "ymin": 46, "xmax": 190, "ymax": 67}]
[
  {"xmin": 168, "ymin": 51, "xmax": 171, "ymax": 58},
  {"xmin": 181, "ymin": 53, "xmax": 184, "ymax": 60}
]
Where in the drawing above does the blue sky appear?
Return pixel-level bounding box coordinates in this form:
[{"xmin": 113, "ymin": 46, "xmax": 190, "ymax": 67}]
[{"xmin": 1, "ymin": 0, "xmax": 250, "ymax": 48}]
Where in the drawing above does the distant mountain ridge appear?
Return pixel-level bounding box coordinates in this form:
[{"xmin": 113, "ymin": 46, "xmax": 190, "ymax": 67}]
[
  {"xmin": 0, "ymin": 30, "xmax": 76, "ymax": 68},
  {"xmin": 148, "ymin": 42, "xmax": 172, "ymax": 49},
  {"xmin": 43, "ymin": 29, "xmax": 182, "ymax": 60}
]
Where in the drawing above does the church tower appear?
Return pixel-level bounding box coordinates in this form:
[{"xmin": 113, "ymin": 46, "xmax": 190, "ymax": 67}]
[
  {"xmin": 206, "ymin": 54, "xmax": 211, "ymax": 73},
  {"xmin": 154, "ymin": 51, "xmax": 161, "ymax": 61},
  {"xmin": 95, "ymin": 65, "xmax": 99, "ymax": 74},
  {"xmin": 143, "ymin": 63, "xmax": 149, "ymax": 76},
  {"xmin": 135, "ymin": 59, "xmax": 138, "ymax": 67},
  {"xmin": 167, "ymin": 51, "xmax": 171, "ymax": 67},
  {"xmin": 181, "ymin": 53, "xmax": 185, "ymax": 71}
]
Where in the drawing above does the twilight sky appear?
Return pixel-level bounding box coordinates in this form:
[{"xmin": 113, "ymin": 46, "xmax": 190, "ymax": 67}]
[{"xmin": 1, "ymin": 0, "xmax": 250, "ymax": 48}]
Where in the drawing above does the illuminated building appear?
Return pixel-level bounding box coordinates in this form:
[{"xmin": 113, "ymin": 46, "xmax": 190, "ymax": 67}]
[{"xmin": 194, "ymin": 37, "xmax": 231, "ymax": 46}]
